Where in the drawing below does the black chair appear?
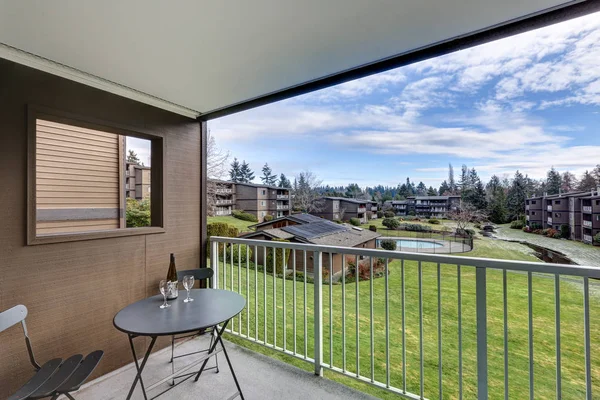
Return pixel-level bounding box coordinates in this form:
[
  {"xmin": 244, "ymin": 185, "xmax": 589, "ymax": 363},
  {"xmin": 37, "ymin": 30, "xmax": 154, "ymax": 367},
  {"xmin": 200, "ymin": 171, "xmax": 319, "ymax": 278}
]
[
  {"xmin": 169, "ymin": 268, "xmax": 218, "ymax": 384},
  {"xmin": 1, "ymin": 305, "xmax": 103, "ymax": 400}
]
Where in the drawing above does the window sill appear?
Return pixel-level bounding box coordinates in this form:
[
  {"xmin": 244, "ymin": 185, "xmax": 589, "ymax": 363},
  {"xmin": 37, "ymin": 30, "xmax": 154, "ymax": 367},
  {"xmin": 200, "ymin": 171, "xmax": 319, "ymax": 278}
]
[{"xmin": 28, "ymin": 227, "xmax": 165, "ymax": 246}]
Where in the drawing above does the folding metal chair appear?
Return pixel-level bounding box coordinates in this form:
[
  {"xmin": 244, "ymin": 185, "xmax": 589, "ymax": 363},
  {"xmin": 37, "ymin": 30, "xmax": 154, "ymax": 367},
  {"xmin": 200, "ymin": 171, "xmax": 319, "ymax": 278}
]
[
  {"xmin": 169, "ymin": 268, "xmax": 219, "ymax": 385},
  {"xmin": 1, "ymin": 304, "xmax": 103, "ymax": 400}
]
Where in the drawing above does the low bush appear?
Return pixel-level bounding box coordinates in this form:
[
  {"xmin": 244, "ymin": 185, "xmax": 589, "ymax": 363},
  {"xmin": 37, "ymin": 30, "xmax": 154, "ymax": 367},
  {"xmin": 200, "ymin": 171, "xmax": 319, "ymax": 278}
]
[
  {"xmin": 408, "ymin": 211, "xmax": 416, "ymax": 216},
  {"xmin": 264, "ymin": 214, "xmax": 274, "ymax": 222},
  {"xmin": 383, "ymin": 210, "xmax": 396, "ymax": 218},
  {"xmin": 382, "ymin": 217, "xmax": 400, "ymax": 230},
  {"xmin": 456, "ymin": 228, "xmax": 475, "ymax": 236},
  {"xmin": 207, "ymin": 222, "xmax": 239, "ymax": 257},
  {"xmin": 545, "ymin": 228, "xmax": 559, "ymax": 238},
  {"xmin": 401, "ymin": 223, "xmax": 432, "ymax": 232},
  {"xmin": 225, "ymin": 244, "xmax": 253, "ymax": 263},
  {"xmin": 522, "ymin": 226, "xmax": 531, "ymax": 233},
  {"xmin": 594, "ymin": 233, "xmax": 600, "ymax": 244},
  {"xmin": 510, "ymin": 220, "xmax": 525, "ymax": 229},
  {"xmin": 380, "ymin": 239, "xmax": 397, "ymax": 251},
  {"xmin": 376, "ymin": 211, "xmax": 384, "ymax": 218},
  {"xmin": 560, "ymin": 224, "xmax": 570, "ymax": 239},
  {"xmin": 369, "ymin": 225, "xmax": 377, "ymax": 232},
  {"xmin": 265, "ymin": 239, "xmax": 291, "ymax": 274},
  {"xmin": 428, "ymin": 218, "xmax": 441, "ymax": 225},
  {"xmin": 232, "ymin": 210, "xmax": 258, "ymax": 222},
  {"xmin": 553, "ymin": 232, "xmax": 562, "ymax": 239},
  {"xmin": 333, "ymin": 219, "xmax": 343, "ymax": 224},
  {"xmin": 532, "ymin": 229, "xmax": 543, "ymax": 235},
  {"xmin": 349, "ymin": 217, "xmax": 361, "ymax": 226},
  {"xmin": 345, "ymin": 256, "xmax": 388, "ymax": 282}
]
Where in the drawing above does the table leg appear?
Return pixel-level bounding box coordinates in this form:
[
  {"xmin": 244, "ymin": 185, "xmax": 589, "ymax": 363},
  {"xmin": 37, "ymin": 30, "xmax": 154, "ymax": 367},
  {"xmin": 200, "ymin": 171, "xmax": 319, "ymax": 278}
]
[
  {"xmin": 127, "ymin": 334, "xmax": 157, "ymax": 400},
  {"xmin": 194, "ymin": 321, "xmax": 245, "ymax": 400}
]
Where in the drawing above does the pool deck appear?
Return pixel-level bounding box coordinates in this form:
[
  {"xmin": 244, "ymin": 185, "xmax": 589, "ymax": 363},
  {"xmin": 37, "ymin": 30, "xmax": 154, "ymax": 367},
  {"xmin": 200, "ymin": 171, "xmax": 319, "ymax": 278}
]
[{"xmin": 378, "ymin": 237, "xmax": 472, "ymax": 254}]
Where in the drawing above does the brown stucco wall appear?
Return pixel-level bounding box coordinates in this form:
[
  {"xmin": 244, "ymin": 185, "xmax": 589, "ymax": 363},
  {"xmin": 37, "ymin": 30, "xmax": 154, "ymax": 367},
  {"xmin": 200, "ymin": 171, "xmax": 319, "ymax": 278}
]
[{"xmin": 0, "ymin": 59, "xmax": 201, "ymax": 397}]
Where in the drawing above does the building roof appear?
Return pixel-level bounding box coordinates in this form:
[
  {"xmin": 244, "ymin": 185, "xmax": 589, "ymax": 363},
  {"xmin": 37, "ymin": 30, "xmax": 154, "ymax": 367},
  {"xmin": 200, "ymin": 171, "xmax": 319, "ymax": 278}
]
[
  {"xmin": 408, "ymin": 196, "xmax": 461, "ymax": 200},
  {"xmin": 322, "ymin": 197, "xmax": 369, "ymax": 204},
  {"xmin": 233, "ymin": 181, "xmax": 290, "ymax": 191},
  {"xmin": 309, "ymin": 227, "xmax": 380, "ymax": 247},
  {"xmin": 248, "ymin": 213, "xmax": 322, "ymax": 229}
]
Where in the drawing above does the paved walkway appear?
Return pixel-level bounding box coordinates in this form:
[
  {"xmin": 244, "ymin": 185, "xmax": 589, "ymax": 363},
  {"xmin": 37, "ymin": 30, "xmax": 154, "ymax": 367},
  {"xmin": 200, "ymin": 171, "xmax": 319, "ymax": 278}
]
[
  {"xmin": 494, "ymin": 225, "xmax": 600, "ymax": 267},
  {"xmin": 73, "ymin": 335, "xmax": 376, "ymax": 400}
]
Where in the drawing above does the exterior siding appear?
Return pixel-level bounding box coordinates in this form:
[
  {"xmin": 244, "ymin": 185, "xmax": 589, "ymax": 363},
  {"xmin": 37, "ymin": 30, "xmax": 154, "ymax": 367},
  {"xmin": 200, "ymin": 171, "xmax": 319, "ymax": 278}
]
[{"xmin": 0, "ymin": 59, "xmax": 201, "ymax": 397}]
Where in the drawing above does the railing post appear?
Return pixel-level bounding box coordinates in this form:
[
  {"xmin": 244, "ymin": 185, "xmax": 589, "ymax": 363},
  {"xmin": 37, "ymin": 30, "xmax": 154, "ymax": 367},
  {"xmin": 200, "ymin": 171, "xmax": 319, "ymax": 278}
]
[
  {"xmin": 313, "ymin": 250, "xmax": 323, "ymax": 376},
  {"xmin": 476, "ymin": 266, "xmax": 488, "ymax": 399},
  {"xmin": 211, "ymin": 240, "xmax": 218, "ymax": 289}
]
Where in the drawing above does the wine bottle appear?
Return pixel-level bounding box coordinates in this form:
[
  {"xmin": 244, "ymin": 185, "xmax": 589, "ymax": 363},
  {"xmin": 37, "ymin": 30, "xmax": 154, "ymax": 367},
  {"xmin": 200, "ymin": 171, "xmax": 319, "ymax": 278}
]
[{"xmin": 166, "ymin": 253, "xmax": 179, "ymax": 300}]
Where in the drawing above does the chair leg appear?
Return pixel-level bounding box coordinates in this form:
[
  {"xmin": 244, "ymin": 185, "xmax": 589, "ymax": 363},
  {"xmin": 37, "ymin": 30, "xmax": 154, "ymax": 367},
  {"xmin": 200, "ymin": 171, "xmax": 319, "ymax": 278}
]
[
  {"xmin": 170, "ymin": 335, "xmax": 175, "ymax": 386},
  {"xmin": 212, "ymin": 327, "xmax": 220, "ymax": 373},
  {"xmin": 65, "ymin": 394, "xmax": 76, "ymax": 400}
]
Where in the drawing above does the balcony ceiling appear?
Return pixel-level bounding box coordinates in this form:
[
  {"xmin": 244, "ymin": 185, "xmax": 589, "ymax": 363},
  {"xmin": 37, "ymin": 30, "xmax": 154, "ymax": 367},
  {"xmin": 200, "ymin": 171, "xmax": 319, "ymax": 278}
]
[{"xmin": 0, "ymin": 0, "xmax": 579, "ymax": 118}]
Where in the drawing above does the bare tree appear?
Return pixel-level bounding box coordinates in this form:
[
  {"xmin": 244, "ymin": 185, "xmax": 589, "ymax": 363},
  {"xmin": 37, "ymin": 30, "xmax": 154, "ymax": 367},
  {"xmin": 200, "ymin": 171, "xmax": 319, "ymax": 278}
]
[
  {"xmin": 206, "ymin": 130, "xmax": 230, "ymax": 216},
  {"xmin": 338, "ymin": 207, "xmax": 346, "ymax": 221},
  {"xmin": 293, "ymin": 170, "xmax": 325, "ymax": 213},
  {"xmin": 448, "ymin": 203, "xmax": 487, "ymax": 235}
]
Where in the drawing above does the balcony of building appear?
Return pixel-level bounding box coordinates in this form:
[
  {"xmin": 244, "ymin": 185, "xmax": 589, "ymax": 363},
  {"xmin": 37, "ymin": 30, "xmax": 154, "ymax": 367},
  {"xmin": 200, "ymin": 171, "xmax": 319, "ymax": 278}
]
[
  {"xmin": 357, "ymin": 206, "xmax": 367, "ymax": 213},
  {"xmin": 216, "ymin": 188, "xmax": 233, "ymax": 194},
  {"xmin": 547, "ymin": 205, "xmax": 553, "ymax": 212},
  {"xmin": 215, "ymin": 199, "xmax": 234, "ymax": 205},
  {"xmin": 277, "ymin": 204, "xmax": 290, "ymax": 210},
  {"xmin": 548, "ymin": 217, "xmax": 553, "ymax": 224}
]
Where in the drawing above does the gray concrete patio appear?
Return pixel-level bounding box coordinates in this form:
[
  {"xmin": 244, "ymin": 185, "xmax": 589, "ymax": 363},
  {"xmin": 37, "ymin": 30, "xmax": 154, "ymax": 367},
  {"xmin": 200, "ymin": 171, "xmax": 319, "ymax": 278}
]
[{"xmin": 72, "ymin": 335, "xmax": 377, "ymax": 400}]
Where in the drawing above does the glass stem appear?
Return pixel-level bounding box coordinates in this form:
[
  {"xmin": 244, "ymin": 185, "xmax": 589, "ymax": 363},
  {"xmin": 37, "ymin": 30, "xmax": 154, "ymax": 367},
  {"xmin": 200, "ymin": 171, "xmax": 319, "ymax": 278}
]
[{"xmin": 163, "ymin": 294, "xmax": 167, "ymax": 307}]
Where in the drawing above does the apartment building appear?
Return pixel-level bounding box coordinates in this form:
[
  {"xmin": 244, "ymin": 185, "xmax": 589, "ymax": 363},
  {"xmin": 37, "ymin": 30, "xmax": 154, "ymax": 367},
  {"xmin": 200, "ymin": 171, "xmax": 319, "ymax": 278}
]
[
  {"xmin": 125, "ymin": 161, "xmax": 151, "ymax": 200},
  {"xmin": 234, "ymin": 182, "xmax": 291, "ymax": 222},
  {"xmin": 526, "ymin": 188, "xmax": 600, "ymax": 244},
  {"xmin": 385, "ymin": 195, "xmax": 461, "ymax": 218},
  {"xmin": 210, "ymin": 180, "xmax": 236, "ymax": 216},
  {"xmin": 313, "ymin": 197, "xmax": 377, "ymax": 223}
]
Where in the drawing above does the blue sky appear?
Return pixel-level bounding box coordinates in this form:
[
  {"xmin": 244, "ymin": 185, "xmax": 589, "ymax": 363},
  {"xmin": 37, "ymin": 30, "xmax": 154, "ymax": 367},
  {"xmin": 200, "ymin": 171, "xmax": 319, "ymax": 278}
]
[{"xmin": 209, "ymin": 12, "xmax": 600, "ymax": 189}]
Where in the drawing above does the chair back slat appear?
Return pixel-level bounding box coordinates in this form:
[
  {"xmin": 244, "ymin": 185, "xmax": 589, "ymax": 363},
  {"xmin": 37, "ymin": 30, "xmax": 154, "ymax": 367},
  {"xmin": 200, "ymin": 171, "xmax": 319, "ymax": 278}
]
[
  {"xmin": 177, "ymin": 268, "xmax": 213, "ymax": 284},
  {"xmin": 0, "ymin": 305, "xmax": 28, "ymax": 333}
]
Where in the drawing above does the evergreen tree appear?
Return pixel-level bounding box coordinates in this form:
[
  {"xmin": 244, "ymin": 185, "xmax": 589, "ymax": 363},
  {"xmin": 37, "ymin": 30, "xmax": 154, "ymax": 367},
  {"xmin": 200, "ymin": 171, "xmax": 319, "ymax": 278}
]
[
  {"xmin": 397, "ymin": 183, "xmax": 410, "ymax": 199},
  {"xmin": 458, "ymin": 164, "xmax": 469, "ymax": 194},
  {"xmin": 546, "ymin": 167, "xmax": 562, "ymax": 195},
  {"xmin": 416, "ymin": 181, "xmax": 427, "ymax": 196},
  {"xmin": 427, "ymin": 186, "xmax": 438, "ymax": 196},
  {"xmin": 507, "ymin": 170, "xmax": 527, "ymax": 221},
  {"xmin": 592, "ymin": 164, "xmax": 600, "ymax": 184},
  {"xmin": 239, "ymin": 160, "xmax": 255, "ymax": 183},
  {"xmin": 448, "ymin": 163, "xmax": 456, "ymax": 194},
  {"xmin": 561, "ymin": 171, "xmax": 578, "ymax": 193},
  {"xmin": 579, "ymin": 170, "xmax": 597, "ymax": 191},
  {"xmin": 346, "ymin": 183, "xmax": 362, "ymax": 198},
  {"xmin": 260, "ymin": 163, "xmax": 277, "ymax": 185},
  {"xmin": 229, "ymin": 158, "xmax": 242, "ymax": 182},
  {"xmin": 486, "ymin": 175, "xmax": 507, "ymax": 224},
  {"xmin": 278, "ymin": 173, "xmax": 291, "ymax": 188},
  {"xmin": 462, "ymin": 168, "xmax": 486, "ymax": 210},
  {"xmin": 439, "ymin": 180, "xmax": 450, "ymax": 195},
  {"xmin": 127, "ymin": 150, "xmax": 143, "ymax": 165}
]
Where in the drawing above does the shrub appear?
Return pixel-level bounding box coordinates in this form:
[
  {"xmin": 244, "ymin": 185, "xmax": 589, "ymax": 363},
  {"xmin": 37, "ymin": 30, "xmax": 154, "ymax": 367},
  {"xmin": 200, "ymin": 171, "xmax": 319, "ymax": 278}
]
[
  {"xmin": 232, "ymin": 210, "xmax": 258, "ymax": 222},
  {"xmin": 532, "ymin": 229, "xmax": 543, "ymax": 235},
  {"xmin": 594, "ymin": 233, "xmax": 600, "ymax": 244},
  {"xmin": 401, "ymin": 223, "xmax": 432, "ymax": 232},
  {"xmin": 408, "ymin": 210, "xmax": 416, "ymax": 216},
  {"xmin": 428, "ymin": 218, "xmax": 441, "ymax": 225},
  {"xmin": 126, "ymin": 198, "xmax": 151, "ymax": 227},
  {"xmin": 560, "ymin": 224, "xmax": 570, "ymax": 239},
  {"xmin": 522, "ymin": 226, "xmax": 531, "ymax": 233},
  {"xmin": 369, "ymin": 225, "xmax": 377, "ymax": 232},
  {"xmin": 456, "ymin": 228, "xmax": 475, "ymax": 236},
  {"xmin": 225, "ymin": 244, "xmax": 253, "ymax": 263},
  {"xmin": 349, "ymin": 217, "xmax": 361, "ymax": 226},
  {"xmin": 265, "ymin": 239, "xmax": 291, "ymax": 274},
  {"xmin": 264, "ymin": 214, "xmax": 274, "ymax": 222},
  {"xmin": 383, "ymin": 210, "xmax": 395, "ymax": 218},
  {"xmin": 382, "ymin": 217, "xmax": 400, "ymax": 230},
  {"xmin": 333, "ymin": 219, "xmax": 343, "ymax": 224},
  {"xmin": 510, "ymin": 220, "xmax": 525, "ymax": 229},
  {"xmin": 345, "ymin": 256, "xmax": 388, "ymax": 282},
  {"xmin": 380, "ymin": 239, "xmax": 397, "ymax": 251},
  {"xmin": 553, "ymin": 232, "xmax": 562, "ymax": 239},
  {"xmin": 545, "ymin": 228, "xmax": 559, "ymax": 238},
  {"xmin": 376, "ymin": 211, "xmax": 384, "ymax": 218},
  {"xmin": 207, "ymin": 222, "xmax": 239, "ymax": 257}
]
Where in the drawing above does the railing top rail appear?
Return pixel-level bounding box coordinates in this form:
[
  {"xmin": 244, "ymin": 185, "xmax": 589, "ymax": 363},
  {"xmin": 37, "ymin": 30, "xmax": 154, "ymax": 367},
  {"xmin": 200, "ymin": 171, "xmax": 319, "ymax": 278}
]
[{"xmin": 209, "ymin": 236, "xmax": 600, "ymax": 277}]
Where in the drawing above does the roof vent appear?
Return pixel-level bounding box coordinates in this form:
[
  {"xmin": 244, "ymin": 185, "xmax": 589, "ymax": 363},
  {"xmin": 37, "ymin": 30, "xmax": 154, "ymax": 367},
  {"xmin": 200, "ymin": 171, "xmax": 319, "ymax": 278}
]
[{"xmin": 352, "ymin": 227, "xmax": 363, "ymax": 231}]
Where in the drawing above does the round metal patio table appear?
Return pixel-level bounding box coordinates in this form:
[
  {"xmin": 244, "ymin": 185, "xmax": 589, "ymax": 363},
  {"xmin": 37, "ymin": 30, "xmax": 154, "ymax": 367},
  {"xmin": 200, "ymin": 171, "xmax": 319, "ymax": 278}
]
[{"xmin": 114, "ymin": 289, "xmax": 246, "ymax": 400}]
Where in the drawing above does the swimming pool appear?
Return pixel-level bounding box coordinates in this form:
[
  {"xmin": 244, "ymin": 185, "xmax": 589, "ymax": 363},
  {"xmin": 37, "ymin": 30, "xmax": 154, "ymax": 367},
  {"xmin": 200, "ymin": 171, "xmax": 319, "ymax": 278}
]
[{"xmin": 378, "ymin": 239, "xmax": 444, "ymax": 249}]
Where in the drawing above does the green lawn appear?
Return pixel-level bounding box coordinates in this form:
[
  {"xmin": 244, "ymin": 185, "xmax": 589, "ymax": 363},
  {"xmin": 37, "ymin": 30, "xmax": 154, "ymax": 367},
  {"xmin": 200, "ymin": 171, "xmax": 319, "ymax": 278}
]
[
  {"xmin": 216, "ymin": 238, "xmax": 599, "ymax": 399},
  {"xmin": 208, "ymin": 215, "xmax": 256, "ymax": 232}
]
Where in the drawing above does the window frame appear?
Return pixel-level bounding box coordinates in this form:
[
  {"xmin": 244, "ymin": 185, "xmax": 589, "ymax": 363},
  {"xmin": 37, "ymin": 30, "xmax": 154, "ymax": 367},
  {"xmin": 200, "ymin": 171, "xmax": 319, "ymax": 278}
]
[{"xmin": 27, "ymin": 105, "xmax": 166, "ymax": 245}]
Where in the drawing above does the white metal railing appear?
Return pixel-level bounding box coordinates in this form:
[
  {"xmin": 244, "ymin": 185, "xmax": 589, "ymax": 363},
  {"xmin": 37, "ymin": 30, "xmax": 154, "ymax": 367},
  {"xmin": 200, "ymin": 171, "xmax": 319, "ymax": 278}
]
[
  {"xmin": 526, "ymin": 215, "xmax": 530, "ymax": 221},
  {"xmin": 216, "ymin": 199, "xmax": 233, "ymax": 205},
  {"xmin": 209, "ymin": 236, "xmax": 599, "ymax": 400},
  {"xmin": 216, "ymin": 188, "xmax": 233, "ymax": 194},
  {"xmin": 357, "ymin": 207, "xmax": 367, "ymax": 213},
  {"xmin": 548, "ymin": 217, "xmax": 553, "ymax": 224},
  {"xmin": 583, "ymin": 206, "xmax": 593, "ymax": 213},
  {"xmin": 526, "ymin": 205, "xmax": 530, "ymax": 211},
  {"xmin": 583, "ymin": 220, "xmax": 593, "ymax": 228},
  {"xmin": 277, "ymin": 194, "xmax": 289, "ymax": 199},
  {"xmin": 214, "ymin": 210, "xmax": 232, "ymax": 216},
  {"xmin": 584, "ymin": 234, "xmax": 593, "ymax": 243},
  {"xmin": 548, "ymin": 206, "xmax": 553, "ymax": 212},
  {"xmin": 277, "ymin": 205, "xmax": 289, "ymax": 210}
]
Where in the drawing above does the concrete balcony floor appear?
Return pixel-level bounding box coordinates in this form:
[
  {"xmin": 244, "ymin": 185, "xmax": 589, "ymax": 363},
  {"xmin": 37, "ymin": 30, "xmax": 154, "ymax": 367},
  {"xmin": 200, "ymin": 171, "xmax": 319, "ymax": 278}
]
[{"xmin": 74, "ymin": 335, "xmax": 376, "ymax": 400}]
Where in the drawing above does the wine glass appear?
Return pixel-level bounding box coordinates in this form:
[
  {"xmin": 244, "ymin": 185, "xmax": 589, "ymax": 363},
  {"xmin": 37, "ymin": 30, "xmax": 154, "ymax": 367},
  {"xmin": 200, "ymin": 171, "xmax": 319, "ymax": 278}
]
[
  {"xmin": 183, "ymin": 275, "xmax": 194, "ymax": 303},
  {"xmin": 159, "ymin": 280, "xmax": 171, "ymax": 309}
]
